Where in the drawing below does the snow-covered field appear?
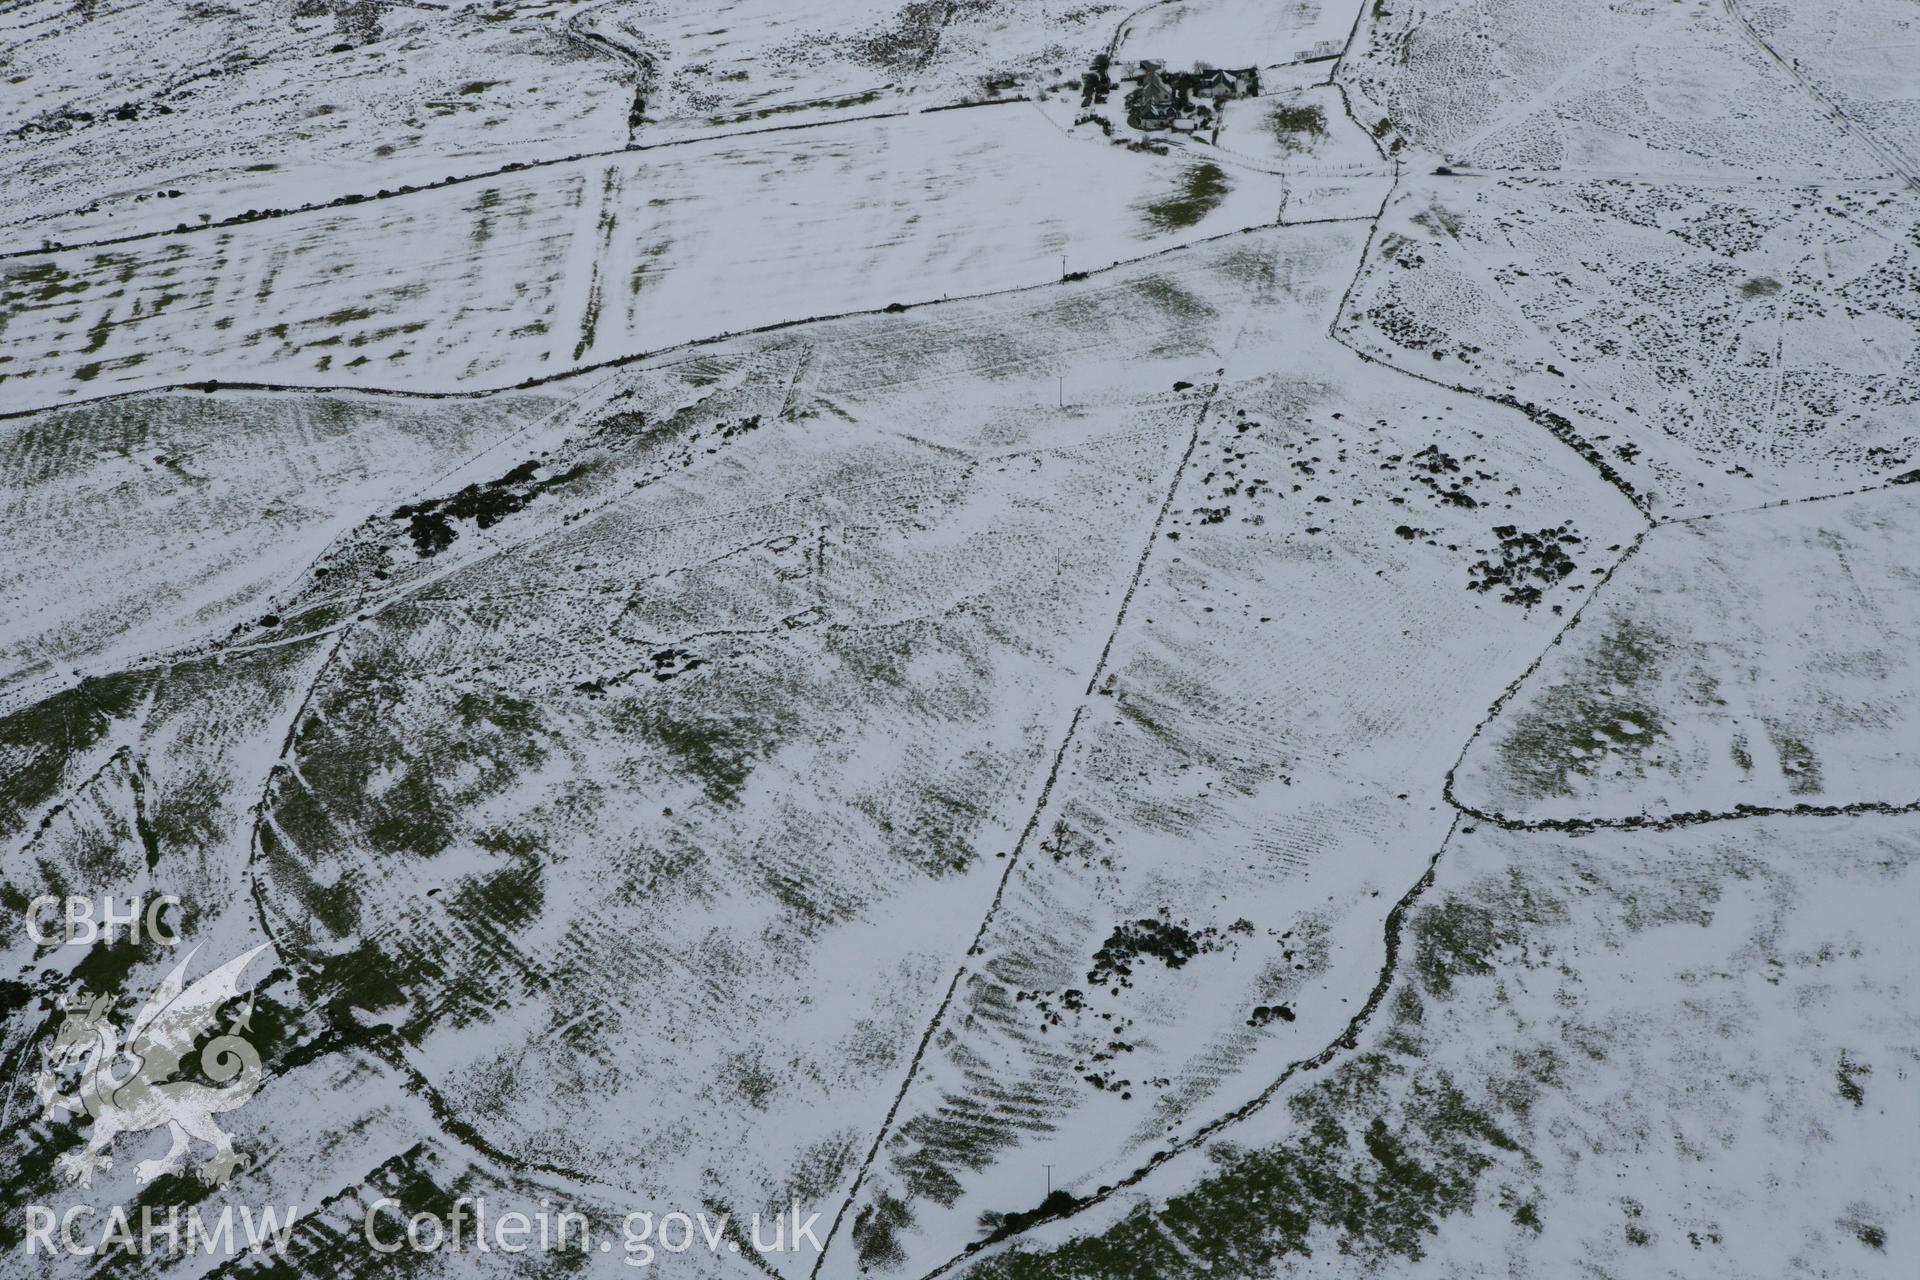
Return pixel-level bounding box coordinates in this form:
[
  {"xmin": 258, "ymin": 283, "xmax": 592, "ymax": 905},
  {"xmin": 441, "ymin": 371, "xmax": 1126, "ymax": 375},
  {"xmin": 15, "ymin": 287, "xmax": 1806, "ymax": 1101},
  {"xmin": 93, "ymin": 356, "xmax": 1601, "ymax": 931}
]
[
  {"xmin": 1, "ymin": 0, "xmax": 1113, "ymax": 248},
  {"xmin": 1, "ymin": 0, "xmax": 636, "ymax": 246},
  {"xmin": 1339, "ymin": 173, "xmax": 1920, "ymax": 515},
  {"xmin": 1, "ymin": 1, "xmax": 1915, "ymax": 1278},
  {"xmin": 1455, "ymin": 487, "xmax": 1920, "ymax": 824},
  {"xmin": 1738, "ymin": 0, "xmax": 1920, "ymax": 181},
  {"xmin": 1, "ymin": 106, "xmax": 1296, "ymax": 412},
  {"xmin": 0, "ymin": 388, "xmax": 565, "ymax": 690},
  {"xmin": 1113, "ymin": 0, "xmax": 1356, "ymax": 69}
]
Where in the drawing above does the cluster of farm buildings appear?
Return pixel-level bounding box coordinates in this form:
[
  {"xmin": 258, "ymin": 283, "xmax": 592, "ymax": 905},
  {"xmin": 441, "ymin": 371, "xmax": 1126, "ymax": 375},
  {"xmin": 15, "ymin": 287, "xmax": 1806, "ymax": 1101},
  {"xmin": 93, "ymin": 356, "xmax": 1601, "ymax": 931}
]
[
  {"xmin": 1079, "ymin": 54, "xmax": 1259, "ymax": 134},
  {"xmin": 1127, "ymin": 60, "xmax": 1258, "ymax": 131}
]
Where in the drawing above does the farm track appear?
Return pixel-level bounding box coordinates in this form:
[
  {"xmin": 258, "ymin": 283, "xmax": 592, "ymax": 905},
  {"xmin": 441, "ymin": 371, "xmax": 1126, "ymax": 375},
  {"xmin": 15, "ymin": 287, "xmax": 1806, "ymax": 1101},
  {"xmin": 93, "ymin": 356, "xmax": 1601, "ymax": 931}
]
[{"xmin": 1722, "ymin": 0, "xmax": 1920, "ymax": 193}]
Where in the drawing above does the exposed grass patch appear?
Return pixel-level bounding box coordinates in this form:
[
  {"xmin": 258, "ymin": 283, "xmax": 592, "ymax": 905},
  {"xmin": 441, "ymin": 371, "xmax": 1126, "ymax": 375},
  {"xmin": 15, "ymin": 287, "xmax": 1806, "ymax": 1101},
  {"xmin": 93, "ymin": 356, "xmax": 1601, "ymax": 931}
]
[
  {"xmin": 1763, "ymin": 719, "xmax": 1823, "ymax": 795},
  {"xmin": 1142, "ymin": 162, "xmax": 1229, "ymax": 234},
  {"xmin": 630, "ymin": 237, "xmax": 673, "ymax": 294},
  {"xmin": 708, "ymin": 88, "xmax": 883, "ymax": 125},
  {"xmin": 1493, "ymin": 616, "xmax": 1670, "ymax": 799},
  {"xmin": 448, "ymin": 848, "xmax": 545, "ymax": 933},
  {"xmin": 1132, "ymin": 274, "xmax": 1218, "ymax": 321},
  {"xmin": 289, "ymin": 665, "xmax": 550, "ymax": 871},
  {"xmin": 315, "ymin": 305, "xmax": 375, "ymax": 327},
  {"xmin": 853, "ymin": 1191, "xmax": 914, "ymax": 1270},
  {"xmin": 635, "ymin": 706, "xmax": 761, "ymax": 805},
  {"xmin": 574, "ymin": 275, "xmax": 603, "ymax": 361},
  {"xmin": 1411, "ymin": 205, "xmax": 1463, "ymax": 239},
  {"xmin": 971, "ymin": 1054, "xmax": 1522, "ymax": 1279},
  {"xmin": 0, "ymin": 672, "xmax": 149, "ymax": 830},
  {"xmin": 81, "ymin": 309, "xmax": 113, "ymax": 353},
  {"xmin": 1411, "ymin": 899, "xmax": 1510, "ymax": 998}
]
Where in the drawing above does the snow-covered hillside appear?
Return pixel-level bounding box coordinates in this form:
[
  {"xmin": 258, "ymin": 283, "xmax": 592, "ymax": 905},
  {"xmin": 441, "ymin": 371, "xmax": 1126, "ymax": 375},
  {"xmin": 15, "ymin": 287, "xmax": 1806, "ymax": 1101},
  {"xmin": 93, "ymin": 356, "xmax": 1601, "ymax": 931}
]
[{"xmin": 0, "ymin": 2, "xmax": 1914, "ymax": 1278}]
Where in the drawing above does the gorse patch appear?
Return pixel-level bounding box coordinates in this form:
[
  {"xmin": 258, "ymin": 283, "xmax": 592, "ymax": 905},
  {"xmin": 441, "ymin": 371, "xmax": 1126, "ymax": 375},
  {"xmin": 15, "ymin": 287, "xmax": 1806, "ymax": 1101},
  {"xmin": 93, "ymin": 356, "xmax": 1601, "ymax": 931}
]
[
  {"xmin": 391, "ymin": 459, "xmax": 592, "ymax": 555},
  {"xmin": 1268, "ymin": 102, "xmax": 1327, "ymax": 150},
  {"xmin": 1087, "ymin": 917, "xmax": 1223, "ymax": 987}
]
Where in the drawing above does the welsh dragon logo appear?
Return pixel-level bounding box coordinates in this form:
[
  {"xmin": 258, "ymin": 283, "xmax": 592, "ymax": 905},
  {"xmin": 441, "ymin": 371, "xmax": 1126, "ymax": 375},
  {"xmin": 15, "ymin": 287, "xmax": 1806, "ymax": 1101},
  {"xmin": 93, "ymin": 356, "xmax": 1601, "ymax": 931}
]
[{"xmin": 36, "ymin": 943, "xmax": 272, "ymax": 1188}]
